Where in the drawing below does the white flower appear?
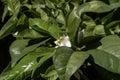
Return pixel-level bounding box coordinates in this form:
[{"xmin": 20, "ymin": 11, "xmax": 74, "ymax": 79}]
[
  {"xmin": 54, "ymin": 35, "xmax": 71, "ymax": 48},
  {"xmin": 13, "ymin": 31, "xmax": 18, "ymax": 36}
]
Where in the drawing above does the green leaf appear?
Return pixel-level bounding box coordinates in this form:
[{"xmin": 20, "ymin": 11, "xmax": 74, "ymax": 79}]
[
  {"xmin": 109, "ymin": 0, "xmax": 120, "ymax": 4},
  {"xmin": 53, "ymin": 47, "xmax": 89, "ymax": 80},
  {"xmin": 99, "ymin": 35, "xmax": 120, "ymax": 59},
  {"xmin": 101, "ymin": 10, "xmax": 115, "ymax": 25},
  {"xmin": 94, "ymin": 64, "xmax": 120, "ymax": 80},
  {"xmin": 53, "ymin": 47, "xmax": 74, "ymax": 80},
  {"xmin": 0, "ymin": 16, "xmax": 17, "ymax": 39},
  {"xmin": 0, "ymin": 47, "xmax": 55, "ymax": 80},
  {"xmin": 112, "ymin": 25, "xmax": 120, "ymax": 34},
  {"xmin": 29, "ymin": 18, "xmax": 61, "ymax": 39},
  {"xmin": 67, "ymin": 4, "xmax": 81, "ymax": 42},
  {"xmin": 89, "ymin": 49, "xmax": 120, "ymax": 74},
  {"xmin": 82, "ymin": 15, "xmax": 96, "ymax": 36},
  {"xmin": 88, "ymin": 35, "xmax": 120, "ymax": 74},
  {"xmin": 42, "ymin": 65, "xmax": 58, "ymax": 80},
  {"xmin": 32, "ymin": 47, "xmax": 55, "ymax": 77},
  {"xmin": 65, "ymin": 51, "xmax": 89, "ymax": 80},
  {"xmin": 45, "ymin": 0, "xmax": 55, "ymax": 9},
  {"xmin": 93, "ymin": 25, "xmax": 105, "ymax": 35},
  {"xmin": 44, "ymin": 70, "xmax": 58, "ymax": 80},
  {"xmin": 14, "ymin": 29, "xmax": 44, "ymax": 38},
  {"xmin": 17, "ymin": 14, "xmax": 28, "ymax": 26},
  {"xmin": 7, "ymin": 0, "xmax": 20, "ymax": 16},
  {"xmin": 2, "ymin": 5, "xmax": 8, "ymax": 22},
  {"xmin": 105, "ymin": 20, "xmax": 120, "ymax": 29},
  {"xmin": 0, "ymin": 51, "xmax": 42, "ymax": 80},
  {"xmin": 104, "ymin": 20, "xmax": 120, "ymax": 34},
  {"xmin": 9, "ymin": 39, "xmax": 30, "ymax": 67},
  {"xmin": 110, "ymin": 1, "xmax": 120, "ymax": 9},
  {"xmin": 71, "ymin": 0, "xmax": 82, "ymax": 3},
  {"xmin": 10, "ymin": 39, "xmax": 49, "ymax": 67},
  {"xmin": 32, "ymin": 2, "xmax": 49, "ymax": 21},
  {"xmin": 76, "ymin": 1, "xmax": 120, "ymax": 16},
  {"xmin": 56, "ymin": 10, "xmax": 65, "ymax": 24}
]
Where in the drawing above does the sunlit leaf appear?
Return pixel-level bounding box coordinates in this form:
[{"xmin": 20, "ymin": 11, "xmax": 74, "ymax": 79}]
[
  {"xmin": 14, "ymin": 29, "xmax": 44, "ymax": 38},
  {"xmin": 29, "ymin": 18, "xmax": 61, "ymax": 39},
  {"xmin": 108, "ymin": 0, "xmax": 120, "ymax": 4},
  {"xmin": 93, "ymin": 25, "xmax": 105, "ymax": 35},
  {"xmin": 89, "ymin": 49, "xmax": 120, "ymax": 74},
  {"xmin": 53, "ymin": 47, "xmax": 89, "ymax": 80},
  {"xmin": 65, "ymin": 51, "xmax": 89, "ymax": 80},
  {"xmin": 32, "ymin": 47, "xmax": 55, "ymax": 77},
  {"xmin": 0, "ymin": 16, "xmax": 17, "ymax": 39},
  {"xmin": 56, "ymin": 10, "xmax": 65, "ymax": 24},
  {"xmin": 9, "ymin": 39, "xmax": 30, "ymax": 67},
  {"xmin": 89, "ymin": 35, "xmax": 120, "ymax": 74},
  {"xmin": 67, "ymin": 4, "xmax": 81, "ymax": 42},
  {"xmin": 10, "ymin": 38, "xmax": 49, "ymax": 67},
  {"xmin": 53, "ymin": 47, "xmax": 73, "ymax": 80},
  {"xmin": 76, "ymin": 1, "xmax": 120, "ymax": 16},
  {"xmin": 82, "ymin": 14, "xmax": 96, "ymax": 36},
  {"xmin": 99, "ymin": 35, "xmax": 120, "ymax": 59},
  {"xmin": 2, "ymin": 5, "xmax": 8, "ymax": 22},
  {"xmin": 1, "ymin": 0, "xmax": 120, "ymax": 80},
  {"xmin": 0, "ymin": 47, "xmax": 55, "ymax": 80},
  {"xmin": 0, "ymin": 51, "xmax": 43, "ymax": 80},
  {"xmin": 45, "ymin": 0, "xmax": 55, "ymax": 9},
  {"xmin": 7, "ymin": 0, "xmax": 20, "ymax": 16},
  {"xmin": 42, "ymin": 65, "xmax": 58, "ymax": 80}
]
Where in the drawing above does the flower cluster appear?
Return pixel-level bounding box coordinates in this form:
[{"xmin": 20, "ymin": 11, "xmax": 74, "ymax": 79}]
[{"xmin": 54, "ymin": 35, "xmax": 71, "ymax": 48}]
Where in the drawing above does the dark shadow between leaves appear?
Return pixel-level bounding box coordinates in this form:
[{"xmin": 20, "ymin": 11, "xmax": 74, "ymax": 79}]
[{"xmin": 81, "ymin": 55, "xmax": 120, "ymax": 80}]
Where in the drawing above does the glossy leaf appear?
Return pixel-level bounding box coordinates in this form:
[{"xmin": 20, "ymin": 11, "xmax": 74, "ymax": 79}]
[
  {"xmin": 29, "ymin": 18, "xmax": 61, "ymax": 39},
  {"xmin": 9, "ymin": 39, "xmax": 30, "ymax": 67},
  {"xmin": 46, "ymin": 70, "xmax": 58, "ymax": 80},
  {"xmin": 6, "ymin": 0, "xmax": 20, "ymax": 16},
  {"xmin": 53, "ymin": 47, "xmax": 89, "ymax": 80},
  {"xmin": 14, "ymin": 29, "xmax": 44, "ymax": 38},
  {"xmin": 31, "ymin": 47, "xmax": 55, "ymax": 76},
  {"xmin": 56, "ymin": 10, "xmax": 65, "ymax": 24},
  {"xmin": 93, "ymin": 25, "xmax": 105, "ymax": 35},
  {"xmin": 42, "ymin": 65, "xmax": 58, "ymax": 80},
  {"xmin": 105, "ymin": 20, "xmax": 120, "ymax": 29},
  {"xmin": 2, "ymin": 5, "xmax": 8, "ymax": 22},
  {"xmin": 110, "ymin": 1, "xmax": 120, "ymax": 9},
  {"xmin": 0, "ymin": 16, "xmax": 17, "ymax": 39},
  {"xmin": 45, "ymin": 0, "xmax": 55, "ymax": 9},
  {"xmin": 67, "ymin": 4, "xmax": 81, "ymax": 42},
  {"xmin": 53, "ymin": 47, "xmax": 74, "ymax": 80},
  {"xmin": 99, "ymin": 35, "xmax": 120, "ymax": 59},
  {"xmin": 82, "ymin": 15, "xmax": 96, "ymax": 36},
  {"xmin": 31, "ymin": 2, "xmax": 49, "ymax": 21},
  {"xmin": 89, "ymin": 49, "xmax": 120, "ymax": 74},
  {"xmin": 1, "ymin": 0, "xmax": 120, "ymax": 80},
  {"xmin": 109, "ymin": 0, "xmax": 120, "ymax": 4},
  {"xmin": 65, "ymin": 51, "xmax": 89, "ymax": 80},
  {"xmin": 76, "ymin": 1, "xmax": 120, "ymax": 17},
  {"xmin": 10, "ymin": 39, "xmax": 49, "ymax": 67},
  {"xmin": 0, "ymin": 47, "xmax": 55, "ymax": 80},
  {"xmin": 0, "ymin": 51, "xmax": 43, "ymax": 80},
  {"xmin": 89, "ymin": 35, "xmax": 120, "ymax": 74}
]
